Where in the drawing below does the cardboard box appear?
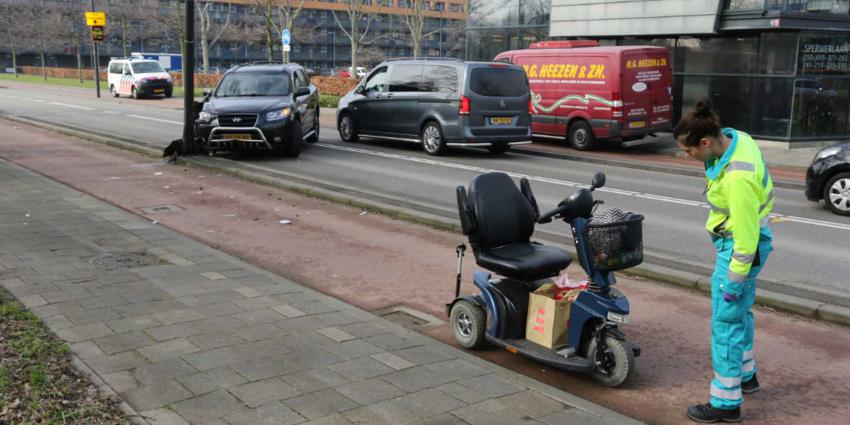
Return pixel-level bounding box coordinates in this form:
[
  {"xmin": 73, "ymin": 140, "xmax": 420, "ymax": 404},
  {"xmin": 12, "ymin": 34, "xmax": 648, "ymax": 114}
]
[{"xmin": 525, "ymin": 284, "xmax": 581, "ymax": 349}]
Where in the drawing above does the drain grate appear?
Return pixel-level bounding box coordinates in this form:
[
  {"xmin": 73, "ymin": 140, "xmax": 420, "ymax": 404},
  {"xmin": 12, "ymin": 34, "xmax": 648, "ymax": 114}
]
[
  {"xmin": 375, "ymin": 305, "xmax": 445, "ymax": 330},
  {"xmin": 90, "ymin": 252, "xmax": 161, "ymax": 271}
]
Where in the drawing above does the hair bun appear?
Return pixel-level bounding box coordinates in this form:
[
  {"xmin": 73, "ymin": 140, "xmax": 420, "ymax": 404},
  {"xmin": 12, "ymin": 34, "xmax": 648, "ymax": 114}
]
[{"xmin": 693, "ymin": 98, "xmax": 715, "ymax": 119}]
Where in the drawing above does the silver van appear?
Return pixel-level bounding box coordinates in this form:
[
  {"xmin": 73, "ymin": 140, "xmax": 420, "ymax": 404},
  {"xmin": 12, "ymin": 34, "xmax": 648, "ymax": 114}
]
[{"xmin": 336, "ymin": 58, "xmax": 532, "ymax": 155}]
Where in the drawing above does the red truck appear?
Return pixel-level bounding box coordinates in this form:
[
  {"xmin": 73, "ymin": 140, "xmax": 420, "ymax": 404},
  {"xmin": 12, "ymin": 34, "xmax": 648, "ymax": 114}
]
[{"xmin": 494, "ymin": 41, "xmax": 673, "ymax": 150}]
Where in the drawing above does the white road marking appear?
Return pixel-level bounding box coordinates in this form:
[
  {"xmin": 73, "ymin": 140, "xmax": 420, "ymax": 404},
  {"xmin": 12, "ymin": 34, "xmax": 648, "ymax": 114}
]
[
  {"xmin": 125, "ymin": 114, "xmax": 182, "ymax": 125},
  {"xmin": 315, "ymin": 142, "xmax": 850, "ymax": 232},
  {"xmin": 48, "ymin": 102, "xmax": 93, "ymax": 111}
]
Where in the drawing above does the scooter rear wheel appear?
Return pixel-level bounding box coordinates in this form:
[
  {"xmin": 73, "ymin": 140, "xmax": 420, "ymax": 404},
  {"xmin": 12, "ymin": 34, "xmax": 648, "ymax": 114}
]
[
  {"xmin": 450, "ymin": 300, "xmax": 486, "ymax": 349},
  {"xmin": 586, "ymin": 335, "xmax": 635, "ymax": 387}
]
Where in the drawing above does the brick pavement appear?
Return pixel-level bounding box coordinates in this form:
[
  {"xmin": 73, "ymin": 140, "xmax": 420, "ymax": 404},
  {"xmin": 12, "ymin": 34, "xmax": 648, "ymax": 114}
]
[{"xmin": 0, "ymin": 157, "xmax": 642, "ymax": 425}]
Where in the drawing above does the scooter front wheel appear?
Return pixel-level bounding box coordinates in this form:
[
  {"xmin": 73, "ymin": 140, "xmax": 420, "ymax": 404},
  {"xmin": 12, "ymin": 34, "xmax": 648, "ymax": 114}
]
[
  {"xmin": 450, "ymin": 300, "xmax": 486, "ymax": 349},
  {"xmin": 586, "ymin": 335, "xmax": 635, "ymax": 387}
]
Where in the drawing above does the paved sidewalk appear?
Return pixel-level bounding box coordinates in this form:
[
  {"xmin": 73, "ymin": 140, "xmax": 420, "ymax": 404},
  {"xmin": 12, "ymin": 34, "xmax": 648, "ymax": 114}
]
[{"xmin": 0, "ymin": 158, "xmax": 641, "ymax": 425}]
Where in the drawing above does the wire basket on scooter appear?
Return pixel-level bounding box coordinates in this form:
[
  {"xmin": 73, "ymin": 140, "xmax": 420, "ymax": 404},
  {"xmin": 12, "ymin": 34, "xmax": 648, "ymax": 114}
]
[{"xmin": 583, "ymin": 208, "xmax": 644, "ymax": 271}]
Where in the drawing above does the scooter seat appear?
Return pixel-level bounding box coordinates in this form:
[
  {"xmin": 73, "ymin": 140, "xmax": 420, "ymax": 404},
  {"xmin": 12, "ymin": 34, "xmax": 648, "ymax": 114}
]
[{"xmin": 476, "ymin": 242, "xmax": 572, "ymax": 281}]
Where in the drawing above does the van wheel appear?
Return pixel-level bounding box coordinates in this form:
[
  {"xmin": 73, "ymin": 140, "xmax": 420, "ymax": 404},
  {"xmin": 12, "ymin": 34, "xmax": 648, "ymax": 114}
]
[
  {"xmin": 131, "ymin": 86, "xmax": 141, "ymax": 100},
  {"xmin": 422, "ymin": 122, "xmax": 446, "ymax": 156},
  {"xmin": 338, "ymin": 113, "xmax": 358, "ymax": 143},
  {"xmin": 488, "ymin": 143, "xmax": 511, "ymax": 155},
  {"xmin": 164, "ymin": 90, "xmax": 173, "ymax": 98},
  {"xmin": 568, "ymin": 120, "xmax": 596, "ymax": 150},
  {"xmin": 110, "ymin": 85, "xmax": 119, "ymax": 98}
]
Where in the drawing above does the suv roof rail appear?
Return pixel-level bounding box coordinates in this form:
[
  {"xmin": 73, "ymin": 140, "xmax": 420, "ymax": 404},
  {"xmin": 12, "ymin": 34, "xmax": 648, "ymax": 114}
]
[{"xmin": 385, "ymin": 57, "xmax": 463, "ymax": 63}]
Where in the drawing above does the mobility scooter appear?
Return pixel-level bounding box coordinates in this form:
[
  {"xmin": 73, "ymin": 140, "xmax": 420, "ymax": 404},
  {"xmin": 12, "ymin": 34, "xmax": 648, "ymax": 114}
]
[{"xmin": 447, "ymin": 171, "xmax": 643, "ymax": 386}]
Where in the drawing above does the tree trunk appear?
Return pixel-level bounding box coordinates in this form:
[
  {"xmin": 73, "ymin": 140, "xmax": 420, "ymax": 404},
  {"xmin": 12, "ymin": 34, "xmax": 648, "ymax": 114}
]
[
  {"xmin": 12, "ymin": 44, "xmax": 17, "ymax": 78},
  {"xmin": 122, "ymin": 21, "xmax": 129, "ymax": 57},
  {"xmin": 200, "ymin": 4, "xmax": 209, "ymax": 72},
  {"xmin": 349, "ymin": 20, "xmax": 358, "ymax": 79},
  {"xmin": 41, "ymin": 49, "xmax": 47, "ymax": 81},
  {"xmin": 413, "ymin": 38, "xmax": 420, "ymax": 58}
]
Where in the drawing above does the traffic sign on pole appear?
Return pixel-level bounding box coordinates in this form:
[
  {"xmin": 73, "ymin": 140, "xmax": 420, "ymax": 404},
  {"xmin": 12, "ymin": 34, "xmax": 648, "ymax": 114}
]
[
  {"xmin": 90, "ymin": 25, "xmax": 104, "ymax": 42},
  {"xmin": 281, "ymin": 29, "xmax": 291, "ymax": 46},
  {"xmin": 85, "ymin": 11, "xmax": 106, "ymax": 26}
]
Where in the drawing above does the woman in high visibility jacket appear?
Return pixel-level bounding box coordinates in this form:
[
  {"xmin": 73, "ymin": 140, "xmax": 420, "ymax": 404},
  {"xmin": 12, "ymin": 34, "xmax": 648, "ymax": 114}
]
[{"xmin": 674, "ymin": 99, "xmax": 774, "ymax": 423}]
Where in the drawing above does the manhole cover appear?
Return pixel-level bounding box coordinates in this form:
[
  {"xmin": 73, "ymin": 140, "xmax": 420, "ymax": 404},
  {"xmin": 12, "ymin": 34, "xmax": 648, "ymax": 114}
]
[
  {"xmin": 375, "ymin": 305, "xmax": 444, "ymax": 330},
  {"xmin": 89, "ymin": 252, "xmax": 162, "ymax": 271},
  {"xmin": 140, "ymin": 204, "xmax": 183, "ymax": 214}
]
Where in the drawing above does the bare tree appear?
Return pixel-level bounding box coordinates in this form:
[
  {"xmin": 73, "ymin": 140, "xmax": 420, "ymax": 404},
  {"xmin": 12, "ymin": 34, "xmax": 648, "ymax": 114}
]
[
  {"xmin": 0, "ymin": 3, "xmax": 27, "ymax": 78},
  {"xmin": 401, "ymin": 0, "xmax": 444, "ymax": 58},
  {"xmin": 26, "ymin": 0, "xmax": 62, "ymax": 81},
  {"xmin": 55, "ymin": 0, "xmax": 88, "ymax": 83},
  {"xmin": 106, "ymin": 0, "xmax": 135, "ymax": 57},
  {"xmin": 162, "ymin": 0, "xmax": 187, "ymax": 58},
  {"xmin": 332, "ymin": 0, "xmax": 385, "ymax": 78},
  {"xmin": 253, "ymin": 0, "xmax": 317, "ymax": 63},
  {"xmin": 198, "ymin": 1, "xmax": 233, "ymax": 72}
]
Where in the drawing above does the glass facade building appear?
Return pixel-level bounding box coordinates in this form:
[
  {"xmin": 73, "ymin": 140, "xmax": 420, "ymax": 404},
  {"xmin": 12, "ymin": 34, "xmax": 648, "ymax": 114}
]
[
  {"xmin": 467, "ymin": 0, "xmax": 850, "ymax": 142},
  {"xmin": 465, "ymin": 0, "xmax": 551, "ymax": 62}
]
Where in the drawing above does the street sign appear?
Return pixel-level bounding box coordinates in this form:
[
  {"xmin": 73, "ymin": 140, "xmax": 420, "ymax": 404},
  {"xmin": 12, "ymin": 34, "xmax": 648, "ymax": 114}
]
[
  {"xmin": 90, "ymin": 25, "xmax": 105, "ymax": 43},
  {"xmin": 282, "ymin": 29, "xmax": 291, "ymax": 46},
  {"xmin": 283, "ymin": 45, "xmax": 291, "ymax": 52},
  {"xmin": 85, "ymin": 11, "xmax": 106, "ymax": 27}
]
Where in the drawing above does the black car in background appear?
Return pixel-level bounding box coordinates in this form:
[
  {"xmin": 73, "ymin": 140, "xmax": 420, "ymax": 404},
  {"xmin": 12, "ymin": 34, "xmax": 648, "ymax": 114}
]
[
  {"xmin": 336, "ymin": 58, "xmax": 532, "ymax": 156},
  {"xmin": 196, "ymin": 62, "xmax": 320, "ymax": 157},
  {"xmin": 805, "ymin": 142, "xmax": 850, "ymax": 216}
]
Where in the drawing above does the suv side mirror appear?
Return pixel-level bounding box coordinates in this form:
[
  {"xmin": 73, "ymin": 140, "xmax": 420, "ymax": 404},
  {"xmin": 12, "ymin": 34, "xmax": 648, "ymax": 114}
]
[
  {"xmin": 355, "ymin": 85, "xmax": 366, "ymax": 95},
  {"xmin": 294, "ymin": 87, "xmax": 311, "ymax": 97}
]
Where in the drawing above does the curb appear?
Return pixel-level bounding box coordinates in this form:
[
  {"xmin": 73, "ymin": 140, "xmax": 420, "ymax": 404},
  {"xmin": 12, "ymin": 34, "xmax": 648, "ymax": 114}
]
[
  {"xmin": 71, "ymin": 355, "xmax": 151, "ymax": 425},
  {"xmin": 5, "ymin": 114, "xmax": 848, "ymax": 329}
]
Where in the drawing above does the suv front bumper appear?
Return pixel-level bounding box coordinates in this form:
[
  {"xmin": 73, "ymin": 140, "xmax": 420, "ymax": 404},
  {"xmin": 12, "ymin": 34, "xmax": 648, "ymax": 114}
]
[{"xmin": 198, "ymin": 119, "xmax": 294, "ymax": 151}]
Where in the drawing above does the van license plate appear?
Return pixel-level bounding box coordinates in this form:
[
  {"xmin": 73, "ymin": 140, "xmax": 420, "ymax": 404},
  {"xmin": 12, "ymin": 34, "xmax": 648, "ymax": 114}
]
[
  {"xmin": 225, "ymin": 134, "xmax": 252, "ymax": 141},
  {"xmin": 490, "ymin": 117, "xmax": 512, "ymax": 125},
  {"xmin": 154, "ymin": 89, "xmax": 165, "ymax": 93},
  {"xmin": 628, "ymin": 121, "xmax": 646, "ymax": 129}
]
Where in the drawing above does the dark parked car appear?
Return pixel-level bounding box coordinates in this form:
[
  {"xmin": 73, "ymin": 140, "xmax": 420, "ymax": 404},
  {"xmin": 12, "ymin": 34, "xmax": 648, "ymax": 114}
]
[
  {"xmin": 805, "ymin": 142, "xmax": 850, "ymax": 216},
  {"xmin": 196, "ymin": 62, "xmax": 320, "ymax": 157},
  {"xmin": 336, "ymin": 58, "xmax": 532, "ymax": 156}
]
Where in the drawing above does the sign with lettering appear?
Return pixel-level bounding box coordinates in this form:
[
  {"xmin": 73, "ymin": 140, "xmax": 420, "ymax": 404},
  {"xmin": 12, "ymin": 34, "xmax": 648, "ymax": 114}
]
[
  {"xmin": 799, "ymin": 34, "xmax": 850, "ymax": 74},
  {"xmin": 85, "ymin": 11, "xmax": 106, "ymax": 27}
]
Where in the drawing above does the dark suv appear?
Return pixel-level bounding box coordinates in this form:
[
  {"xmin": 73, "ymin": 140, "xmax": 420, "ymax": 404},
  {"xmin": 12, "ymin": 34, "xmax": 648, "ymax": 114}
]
[
  {"xmin": 336, "ymin": 58, "xmax": 532, "ymax": 155},
  {"xmin": 197, "ymin": 62, "xmax": 320, "ymax": 157}
]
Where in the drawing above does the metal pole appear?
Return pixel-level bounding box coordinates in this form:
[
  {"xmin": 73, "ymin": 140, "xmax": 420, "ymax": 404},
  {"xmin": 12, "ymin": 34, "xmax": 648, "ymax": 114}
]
[
  {"xmin": 332, "ymin": 31, "xmax": 336, "ymax": 69},
  {"xmin": 182, "ymin": 0, "xmax": 196, "ymax": 154},
  {"xmin": 90, "ymin": 0, "xmax": 100, "ymax": 98}
]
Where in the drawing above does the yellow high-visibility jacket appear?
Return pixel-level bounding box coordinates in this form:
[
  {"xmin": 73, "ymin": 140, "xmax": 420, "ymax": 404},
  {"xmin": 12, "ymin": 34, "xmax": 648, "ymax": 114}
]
[{"xmin": 704, "ymin": 128, "xmax": 774, "ymax": 295}]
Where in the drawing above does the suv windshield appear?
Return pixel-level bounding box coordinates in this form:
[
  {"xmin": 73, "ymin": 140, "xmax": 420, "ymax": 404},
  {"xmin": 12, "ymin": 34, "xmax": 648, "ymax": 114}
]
[
  {"xmin": 215, "ymin": 71, "xmax": 291, "ymax": 97},
  {"xmin": 469, "ymin": 67, "xmax": 528, "ymax": 97},
  {"xmin": 131, "ymin": 61, "xmax": 165, "ymax": 73}
]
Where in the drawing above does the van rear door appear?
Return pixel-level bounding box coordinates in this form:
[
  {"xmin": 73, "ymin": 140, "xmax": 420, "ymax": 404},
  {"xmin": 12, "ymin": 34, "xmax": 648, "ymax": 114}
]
[
  {"xmin": 622, "ymin": 48, "xmax": 673, "ymax": 133},
  {"xmin": 465, "ymin": 64, "xmax": 530, "ymax": 138}
]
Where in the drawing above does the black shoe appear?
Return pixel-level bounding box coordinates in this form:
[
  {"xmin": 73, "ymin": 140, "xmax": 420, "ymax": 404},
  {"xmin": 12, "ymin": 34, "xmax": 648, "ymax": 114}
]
[
  {"xmin": 742, "ymin": 375, "xmax": 760, "ymax": 394},
  {"xmin": 687, "ymin": 403, "xmax": 742, "ymax": 423}
]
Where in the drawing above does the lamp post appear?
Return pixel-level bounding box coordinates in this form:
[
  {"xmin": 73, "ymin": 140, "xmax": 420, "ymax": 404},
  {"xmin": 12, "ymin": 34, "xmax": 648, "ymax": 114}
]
[{"xmin": 329, "ymin": 31, "xmax": 336, "ymax": 70}]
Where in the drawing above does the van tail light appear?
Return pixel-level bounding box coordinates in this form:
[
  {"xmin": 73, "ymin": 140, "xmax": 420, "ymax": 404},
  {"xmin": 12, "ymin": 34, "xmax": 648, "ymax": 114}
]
[
  {"xmin": 459, "ymin": 95, "xmax": 470, "ymax": 115},
  {"xmin": 528, "ymin": 98, "xmax": 534, "ymax": 115},
  {"xmin": 612, "ymin": 92, "xmax": 624, "ymax": 118}
]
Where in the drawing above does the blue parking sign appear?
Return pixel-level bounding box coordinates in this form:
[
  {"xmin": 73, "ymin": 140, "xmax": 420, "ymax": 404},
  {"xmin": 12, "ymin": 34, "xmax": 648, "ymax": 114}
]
[{"xmin": 282, "ymin": 29, "xmax": 291, "ymax": 46}]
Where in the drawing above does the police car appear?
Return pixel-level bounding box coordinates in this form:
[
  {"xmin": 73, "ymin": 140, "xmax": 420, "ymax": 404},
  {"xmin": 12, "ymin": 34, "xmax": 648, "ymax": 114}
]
[{"xmin": 107, "ymin": 57, "xmax": 174, "ymax": 99}]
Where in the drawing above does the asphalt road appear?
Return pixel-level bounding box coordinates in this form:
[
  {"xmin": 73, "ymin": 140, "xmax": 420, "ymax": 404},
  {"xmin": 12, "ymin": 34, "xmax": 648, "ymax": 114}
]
[{"xmin": 1, "ymin": 82, "xmax": 849, "ymax": 307}]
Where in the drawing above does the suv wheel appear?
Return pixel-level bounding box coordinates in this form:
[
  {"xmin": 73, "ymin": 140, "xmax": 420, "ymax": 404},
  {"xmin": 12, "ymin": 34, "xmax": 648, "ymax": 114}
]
[
  {"xmin": 824, "ymin": 172, "xmax": 850, "ymax": 216},
  {"xmin": 568, "ymin": 120, "xmax": 596, "ymax": 150},
  {"xmin": 280, "ymin": 122, "xmax": 303, "ymax": 158},
  {"xmin": 338, "ymin": 113, "xmax": 358, "ymax": 143},
  {"xmin": 306, "ymin": 109, "xmax": 320, "ymax": 143},
  {"xmin": 422, "ymin": 122, "xmax": 446, "ymax": 156},
  {"xmin": 110, "ymin": 85, "xmax": 119, "ymax": 98},
  {"xmin": 488, "ymin": 143, "xmax": 511, "ymax": 155}
]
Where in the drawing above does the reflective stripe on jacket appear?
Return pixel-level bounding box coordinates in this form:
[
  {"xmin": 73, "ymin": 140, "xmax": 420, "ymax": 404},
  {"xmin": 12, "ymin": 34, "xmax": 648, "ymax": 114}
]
[{"xmin": 703, "ymin": 128, "xmax": 774, "ymax": 294}]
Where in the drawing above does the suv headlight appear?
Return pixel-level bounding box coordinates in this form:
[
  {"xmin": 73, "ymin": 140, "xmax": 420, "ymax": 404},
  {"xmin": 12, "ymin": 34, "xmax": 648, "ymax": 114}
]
[
  {"xmin": 198, "ymin": 111, "xmax": 215, "ymax": 123},
  {"xmin": 265, "ymin": 108, "xmax": 291, "ymax": 121},
  {"xmin": 814, "ymin": 146, "xmax": 841, "ymax": 161}
]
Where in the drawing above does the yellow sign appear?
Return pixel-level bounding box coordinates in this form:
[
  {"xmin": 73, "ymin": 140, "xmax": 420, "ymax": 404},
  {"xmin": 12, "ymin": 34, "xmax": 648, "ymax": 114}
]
[
  {"xmin": 521, "ymin": 63, "xmax": 606, "ymax": 80},
  {"xmin": 625, "ymin": 58, "xmax": 668, "ymax": 69},
  {"xmin": 85, "ymin": 11, "xmax": 106, "ymax": 26}
]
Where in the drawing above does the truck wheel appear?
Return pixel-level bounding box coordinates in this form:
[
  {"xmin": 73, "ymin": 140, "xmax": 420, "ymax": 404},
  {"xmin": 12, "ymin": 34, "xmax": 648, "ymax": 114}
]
[
  {"xmin": 338, "ymin": 113, "xmax": 358, "ymax": 143},
  {"xmin": 824, "ymin": 172, "xmax": 850, "ymax": 216},
  {"xmin": 586, "ymin": 335, "xmax": 635, "ymax": 387},
  {"xmin": 568, "ymin": 120, "xmax": 596, "ymax": 151},
  {"xmin": 450, "ymin": 300, "xmax": 486, "ymax": 349}
]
